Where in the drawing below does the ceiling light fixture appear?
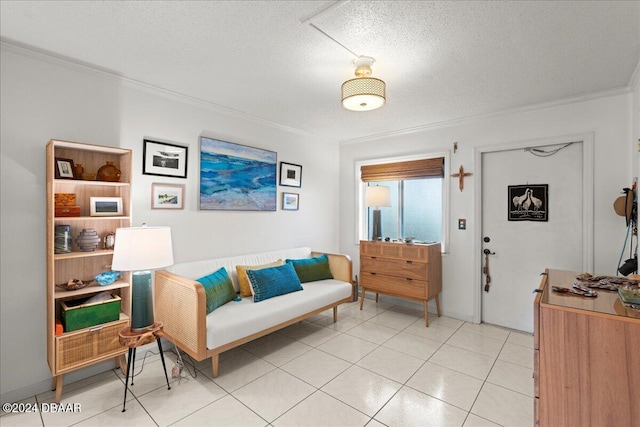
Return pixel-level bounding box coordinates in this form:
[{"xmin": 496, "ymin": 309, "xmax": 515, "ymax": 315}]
[{"xmin": 341, "ymin": 56, "xmax": 386, "ymax": 112}]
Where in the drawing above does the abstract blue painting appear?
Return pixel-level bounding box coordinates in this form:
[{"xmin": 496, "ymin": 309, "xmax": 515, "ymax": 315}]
[{"xmin": 200, "ymin": 137, "xmax": 277, "ymax": 211}]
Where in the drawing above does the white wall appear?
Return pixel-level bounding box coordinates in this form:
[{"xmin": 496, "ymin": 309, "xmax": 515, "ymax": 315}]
[
  {"xmin": 340, "ymin": 94, "xmax": 634, "ymax": 322},
  {"xmin": 0, "ymin": 46, "xmax": 340, "ymax": 403}
]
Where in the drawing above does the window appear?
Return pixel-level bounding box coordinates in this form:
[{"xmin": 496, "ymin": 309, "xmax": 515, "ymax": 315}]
[{"xmin": 357, "ymin": 154, "xmax": 449, "ymax": 251}]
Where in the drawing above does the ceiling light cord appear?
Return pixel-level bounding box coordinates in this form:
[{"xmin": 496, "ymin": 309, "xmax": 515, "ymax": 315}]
[
  {"xmin": 308, "ymin": 23, "xmax": 359, "ymax": 58},
  {"xmin": 524, "ymin": 142, "xmax": 574, "ymax": 157}
]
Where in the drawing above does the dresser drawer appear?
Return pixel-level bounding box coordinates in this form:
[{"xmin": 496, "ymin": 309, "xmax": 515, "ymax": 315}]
[
  {"xmin": 56, "ymin": 319, "xmax": 128, "ymax": 373},
  {"xmin": 360, "ymin": 272, "xmax": 427, "ymax": 299},
  {"xmin": 361, "ymin": 256, "xmax": 427, "ymax": 280},
  {"xmin": 360, "ymin": 241, "xmax": 429, "ymax": 261}
]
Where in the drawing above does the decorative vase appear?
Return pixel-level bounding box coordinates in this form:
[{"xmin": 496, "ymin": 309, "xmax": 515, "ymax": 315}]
[
  {"xmin": 76, "ymin": 228, "xmax": 101, "ymax": 251},
  {"xmin": 97, "ymin": 161, "xmax": 121, "ymax": 182},
  {"xmin": 103, "ymin": 232, "xmax": 115, "ymax": 250},
  {"xmin": 74, "ymin": 163, "xmax": 84, "ymax": 178},
  {"xmin": 54, "ymin": 224, "xmax": 72, "ymax": 254}
]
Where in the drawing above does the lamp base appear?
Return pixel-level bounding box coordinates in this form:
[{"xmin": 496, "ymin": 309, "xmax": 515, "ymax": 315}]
[
  {"xmin": 371, "ymin": 209, "xmax": 382, "ymax": 241},
  {"xmin": 131, "ymin": 271, "xmax": 155, "ymax": 332}
]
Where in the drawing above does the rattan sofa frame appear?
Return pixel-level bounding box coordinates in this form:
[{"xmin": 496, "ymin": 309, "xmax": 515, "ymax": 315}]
[{"xmin": 154, "ymin": 251, "xmax": 353, "ymax": 377}]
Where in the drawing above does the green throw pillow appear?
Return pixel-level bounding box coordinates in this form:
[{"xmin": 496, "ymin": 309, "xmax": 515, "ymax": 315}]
[
  {"xmin": 196, "ymin": 267, "xmax": 236, "ymax": 314},
  {"xmin": 246, "ymin": 262, "xmax": 303, "ymax": 302},
  {"xmin": 285, "ymin": 253, "xmax": 333, "ymax": 283}
]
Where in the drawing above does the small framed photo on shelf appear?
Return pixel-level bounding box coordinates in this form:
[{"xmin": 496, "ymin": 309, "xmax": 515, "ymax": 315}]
[
  {"xmin": 55, "ymin": 158, "xmax": 76, "ymax": 179},
  {"xmin": 89, "ymin": 197, "xmax": 123, "ymax": 216},
  {"xmin": 143, "ymin": 139, "xmax": 188, "ymax": 178},
  {"xmin": 282, "ymin": 192, "xmax": 299, "ymax": 211},
  {"xmin": 279, "ymin": 162, "xmax": 302, "ymax": 187},
  {"xmin": 151, "ymin": 183, "xmax": 185, "ymax": 209}
]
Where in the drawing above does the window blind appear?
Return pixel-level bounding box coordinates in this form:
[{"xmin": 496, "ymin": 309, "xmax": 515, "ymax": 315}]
[{"xmin": 360, "ymin": 158, "xmax": 444, "ymax": 182}]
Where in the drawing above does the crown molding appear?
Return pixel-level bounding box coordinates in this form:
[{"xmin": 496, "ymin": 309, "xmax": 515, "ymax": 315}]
[
  {"xmin": 0, "ymin": 39, "xmax": 335, "ymax": 144},
  {"xmin": 340, "ymin": 86, "xmax": 631, "ymax": 145}
]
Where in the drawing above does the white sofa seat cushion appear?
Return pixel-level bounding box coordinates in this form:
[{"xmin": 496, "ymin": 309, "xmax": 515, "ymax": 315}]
[{"xmin": 205, "ymin": 279, "xmax": 351, "ymax": 349}]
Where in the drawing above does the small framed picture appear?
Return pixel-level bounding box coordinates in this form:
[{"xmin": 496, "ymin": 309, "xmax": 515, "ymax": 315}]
[
  {"xmin": 90, "ymin": 197, "xmax": 123, "ymax": 216},
  {"xmin": 143, "ymin": 139, "xmax": 188, "ymax": 178},
  {"xmin": 282, "ymin": 192, "xmax": 299, "ymax": 211},
  {"xmin": 55, "ymin": 158, "xmax": 76, "ymax": 179},
  {"xmin": 152, "ymin": 183, "xmax": 185, "ymax": 209},
  {"xmin": 279, "ymin": 162, "xmax": 302, "ymax": 187}
]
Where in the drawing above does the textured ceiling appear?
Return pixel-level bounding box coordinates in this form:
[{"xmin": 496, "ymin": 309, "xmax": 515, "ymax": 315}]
[{"xmin": 1, "ymin": 1, "xmax": 639, "ymax": 142}]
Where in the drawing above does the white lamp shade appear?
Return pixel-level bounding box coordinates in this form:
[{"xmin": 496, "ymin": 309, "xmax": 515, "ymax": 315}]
[
  {"xmin": 365, "ymin": 186, "xmax": 391, "ymax": 208},
  {"xmin": 111, "ymin": 226, "xmax": 174, "ymax": 271}
]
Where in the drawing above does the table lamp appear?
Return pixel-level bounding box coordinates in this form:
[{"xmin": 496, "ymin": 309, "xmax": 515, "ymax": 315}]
[
  {"xmin": 111, "ymin": 225, "xmax": 174, "ymax": 331},
  {"xmin": 365, "ymin": 185, "xmax": 391, "ymax": 241}
]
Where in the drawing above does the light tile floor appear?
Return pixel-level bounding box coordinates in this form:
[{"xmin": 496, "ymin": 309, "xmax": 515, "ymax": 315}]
[{"xmin": 1, "ymin": 299, "xmax": 534, "ymax": 426}]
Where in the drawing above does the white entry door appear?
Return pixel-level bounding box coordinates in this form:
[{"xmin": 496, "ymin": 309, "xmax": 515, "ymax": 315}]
[{"xmin": 480, "ymin": 139, "xmax": 587, "ymax": 332}]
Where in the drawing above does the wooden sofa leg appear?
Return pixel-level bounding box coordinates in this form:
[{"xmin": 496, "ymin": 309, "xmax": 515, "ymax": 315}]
[
  {"xmin": 333, "ymin": 306, "xmax": 338, "ymax": 323},
  {"xmin": 211, "ymin": 354, "xmax": 220, "ymax": 378}
]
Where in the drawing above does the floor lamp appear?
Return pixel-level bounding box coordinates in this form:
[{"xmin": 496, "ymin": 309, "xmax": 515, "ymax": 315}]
[
  {"xmin": 365, "ymin": 185, "xmax": 391, "ymax": 241},
  {"xmin": 111, "ymin": 225, "xmax": 174, "ymax": 331}
]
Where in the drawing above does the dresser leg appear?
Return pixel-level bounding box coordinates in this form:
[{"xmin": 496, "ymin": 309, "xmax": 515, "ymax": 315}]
[
  {"xmin": 423, "ymin": 300, "xmax": 429, "ymax": 327},
  {"xmin": 435, "ymin": 294, "xmax": 442, "ymax": 317},
  {"xmin": 375, "ymin": 293, "xmax": 379, "ymax": 303},
  {"xmin": 359, "ymin": 287, "xmax": 365, "ymax": 310}
]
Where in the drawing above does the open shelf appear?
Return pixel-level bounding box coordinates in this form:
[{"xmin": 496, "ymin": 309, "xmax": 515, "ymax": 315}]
[{"xmin": 54, "ymin": 280, "xmax": 129, "ymax": 299}]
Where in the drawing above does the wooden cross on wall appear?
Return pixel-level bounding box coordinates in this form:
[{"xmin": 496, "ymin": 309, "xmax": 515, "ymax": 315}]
[{"xmin": 451, "ymin": 165, "xmax": 472, "ymax": 192}]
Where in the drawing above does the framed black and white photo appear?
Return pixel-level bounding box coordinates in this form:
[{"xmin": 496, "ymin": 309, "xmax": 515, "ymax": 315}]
[
  {"xmin": 151, "ymin": 183, "xmax": 185, "ymax": 210},
  {"xmin": 89, "ymin": 197, "xmax": 123, "ymax": 216},
  {"xmin": 143, "ymin": 139, "xmax": 188, "ymax": 178},
  {"xmin": 508, "ymin": 184, "xmax": 548, "ymax": 221},
  {"xmin": 282, "ymin": 192, "xmax": 299, "ymax": 211},
  {"xmin": 55, "ymin": 157, "xmax": 76, "ymax": 179},
  {"xmin": 279, "ymin": 162, "xmax": 302, "ymax": 188}
]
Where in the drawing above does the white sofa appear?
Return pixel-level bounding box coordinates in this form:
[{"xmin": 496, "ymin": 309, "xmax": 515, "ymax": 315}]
[{"xmin": 154, "ymin": 247, "xmax": 353, "ymax": 377}]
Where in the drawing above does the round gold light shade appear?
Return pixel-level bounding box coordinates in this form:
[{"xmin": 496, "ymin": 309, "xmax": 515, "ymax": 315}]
[{"xmin": 341, "ymin": 77, "xmax": 386, "ymax": 111}]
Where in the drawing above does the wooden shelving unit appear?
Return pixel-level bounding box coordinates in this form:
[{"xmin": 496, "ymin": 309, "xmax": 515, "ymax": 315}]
[{"xmin": 46, "ymin": 140, "xmax": 132, "ymax": 403}]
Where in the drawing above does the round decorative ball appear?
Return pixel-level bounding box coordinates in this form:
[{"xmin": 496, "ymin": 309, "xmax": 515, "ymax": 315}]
[{"xmin": 76, "ymin": 228, "xmax": 101, "ymax": 251}]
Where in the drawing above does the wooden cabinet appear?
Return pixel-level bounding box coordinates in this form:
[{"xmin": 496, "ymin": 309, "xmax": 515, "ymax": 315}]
[
  {"xmin": 534, "ymin": 269, "xmax": 640, "ymax": 426},
  {"xmin": 46, "ymin": 140, "xmax": 132, "ymax": 402},
  {"xmin": 359, "ymin": 241, "xmax": 442, "ymax": 326}
]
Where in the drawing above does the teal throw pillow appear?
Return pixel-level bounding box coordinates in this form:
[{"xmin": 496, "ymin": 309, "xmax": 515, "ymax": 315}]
[
  {"xmin": 196, "ymin": 267, "xmax": 236, "ymax": 314},
  {"xmin": 285, "ymin": 253, "xmax": 333, "ymax": 283},
  {"xmin": 246, "ymin": 262, "xmax": 303, "ymax": 302}
]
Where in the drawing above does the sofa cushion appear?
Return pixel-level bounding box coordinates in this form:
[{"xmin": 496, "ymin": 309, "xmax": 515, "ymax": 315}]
[
  {"xmin": 236, "ymin": 259, "xmax": 284, "ymax": 297},
  {"xmin": 247, "ymin": 262, "xmax": 303, "ymax": 302},
  {"xmin": 286, "ymin": 253, "xmax": 333, "ymax": 283},
  {"xmin": 196, "ymin": 267, "xmax": 236, "ymax": 314},
  {"xmin": 205, "ymin": 279, "xmax": 352, "ymax": 349}
]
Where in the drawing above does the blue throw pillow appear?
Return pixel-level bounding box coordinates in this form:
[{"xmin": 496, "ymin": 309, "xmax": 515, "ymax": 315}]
[
  {"xmin": 246, "ymin": 262, "xmax": 303, "ymax": 302},
  {"xmin": 285, "ymin": 253, "xmax": 333, "ymax": 283},
  {"xmin": 196, "ymin": 267, "xmax": 236, "ymax": 314}
]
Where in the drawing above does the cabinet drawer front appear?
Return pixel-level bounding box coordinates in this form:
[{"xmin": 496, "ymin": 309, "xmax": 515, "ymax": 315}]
[
  {"xmin": 56, "ymin": 320, "xmax": 127, "ymax": 372},
  {"xmin": 360, "ymin": 257, "xmax": 427, "ymax": 280},
  {"xmin": 361, "ymin": 272, "xmax": 427, "ymax": 299},
  {"xmin": 360, "ymin": 241, "xmax": 428, "ymax": 261}
]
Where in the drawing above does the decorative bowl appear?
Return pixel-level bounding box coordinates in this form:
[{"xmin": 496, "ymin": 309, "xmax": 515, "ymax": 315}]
[
  {"xmin": 95, "ymin": 271, "xmax": 122, "ymax": 286},
  {"xmin": 618, "ymin": 286, "xmax": 640, "ymax": 304},
  {"xmin": 56, "ymin": 279, "xmax": 92, "ymax": 291}
]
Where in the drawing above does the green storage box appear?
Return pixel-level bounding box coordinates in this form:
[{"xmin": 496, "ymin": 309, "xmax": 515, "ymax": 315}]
[{"xmin": 61, "ymin": 293, "xmax": 121, "ymax": 332}]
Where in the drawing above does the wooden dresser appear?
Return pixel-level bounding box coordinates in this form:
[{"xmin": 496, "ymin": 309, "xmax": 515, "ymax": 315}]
[
  {"xmin": 359, "ymin": 240, "xmax": 442, "ymax": 326},
  {"xmin": 534, "ymin": 269, "xmax": 640, "ymax": 426}
]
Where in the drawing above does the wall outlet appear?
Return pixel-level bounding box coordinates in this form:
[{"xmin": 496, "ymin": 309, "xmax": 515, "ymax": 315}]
[{"xmin": 458, "ymin": 219, "xmax": 466, "ymax": 230}]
